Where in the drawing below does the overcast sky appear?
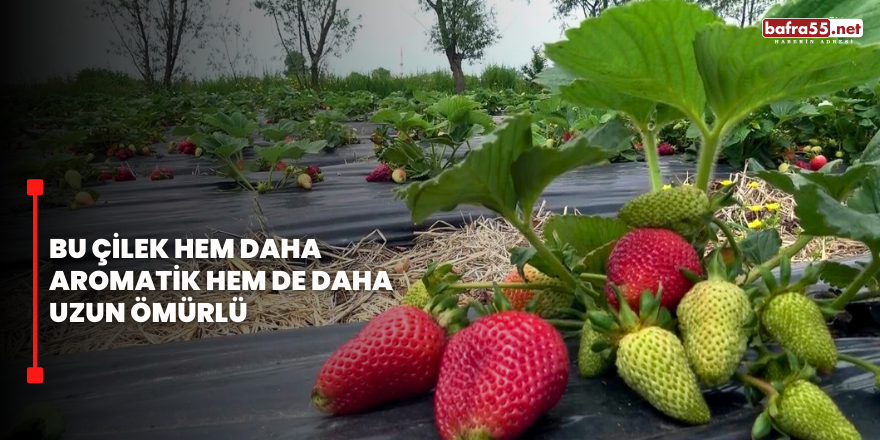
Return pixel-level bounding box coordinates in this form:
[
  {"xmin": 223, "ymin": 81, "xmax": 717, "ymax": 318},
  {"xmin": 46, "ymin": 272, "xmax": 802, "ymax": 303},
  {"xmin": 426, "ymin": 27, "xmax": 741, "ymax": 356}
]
[{"xmin": 6, "ymin": 0, "xmax": 589, "ymax": 84}]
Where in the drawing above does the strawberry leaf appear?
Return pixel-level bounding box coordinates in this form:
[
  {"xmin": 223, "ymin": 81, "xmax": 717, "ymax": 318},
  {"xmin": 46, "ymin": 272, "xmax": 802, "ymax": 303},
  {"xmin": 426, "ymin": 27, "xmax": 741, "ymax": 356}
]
[
  {"xmin": 398, "ymin": 112, "xmax": 627, "ymax": 225},
  {"xmin": 397, "ymin": 113, "xmax": 534, "ymax": 222},
  {"xmin": 764, "ymin": 0, "xmax": 880, "ymax": 44},
  {"xmin": 848, "ymin": 168, "xmax": 880, "ymax": 215},
  {"xmin": 542, "ymin": 214, "xmax": 630, "ymax": 274},
  {"xmin": 694, "ymin": 25, "xmax": 880, "ymax": 127},
  {"xmin": 512, "ymin": 118, "xmax": 631, "ymax": 215},
  {"xmin": 793, "ymin": 183, "xmax": 880, "ymax": 252},
  {"xmin": 544, "ymin": 0, "xmax": 721, "ymax": 122},
  {"xmin": 858, "ymin": 130, "xmax": 880, "ymax": 164},
  {"xmin": 757, "ymin": 161, "xmax": 880, "ymax": 201},
  {"xmin": 740, "ymin": 229, "xmax": 782, "ymax": 266},
  {"xmin": 819, "ymin": 262, "xmax": 871, "ymax": 290}
]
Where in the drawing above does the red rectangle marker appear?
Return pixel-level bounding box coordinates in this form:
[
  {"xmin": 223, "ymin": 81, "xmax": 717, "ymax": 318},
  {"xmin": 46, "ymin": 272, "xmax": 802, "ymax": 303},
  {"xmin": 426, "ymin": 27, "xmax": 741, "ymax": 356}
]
[{"xmin": 28, "ymin": 179, "xmax": 43, "ymax": 383}]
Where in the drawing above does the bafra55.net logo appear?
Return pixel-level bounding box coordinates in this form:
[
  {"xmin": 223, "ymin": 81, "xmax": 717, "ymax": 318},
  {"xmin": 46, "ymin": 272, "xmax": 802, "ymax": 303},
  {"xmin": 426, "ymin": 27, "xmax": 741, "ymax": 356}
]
[{"xmin": 762, "ymin": 18, "xmax": 864, "ymax": 39}]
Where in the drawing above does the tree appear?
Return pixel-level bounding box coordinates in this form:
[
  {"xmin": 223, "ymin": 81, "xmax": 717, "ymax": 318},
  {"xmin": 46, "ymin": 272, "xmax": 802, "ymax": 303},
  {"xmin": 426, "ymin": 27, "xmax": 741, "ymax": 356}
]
[
  {"xmin": 207, "ymin": 0, "xmax": 256, "ymax": 80},
  {"xmin": 542, "ymin": 0, "xmax": 632, "ymax": 21},
  {"xmin": 90, "ymin": 0, "xmax": 211, "ymax": 88},
  {"xmin": 697, "ymin": 0, "xmax": 778, "ymax": 26},
  {"xmin": 521, "ymin": 46, "xmax": 548, "ymax": 82},
  {"xmin": 254, "ymin": 0, "xmax": 361, "ymax": 89},
  {"xmin": 419, "ymin": 0, "xmax": 500, "ymax": 94},
  {"xmin": 283, "ymin": 50, "xmax": 308, "ymax": 85}
]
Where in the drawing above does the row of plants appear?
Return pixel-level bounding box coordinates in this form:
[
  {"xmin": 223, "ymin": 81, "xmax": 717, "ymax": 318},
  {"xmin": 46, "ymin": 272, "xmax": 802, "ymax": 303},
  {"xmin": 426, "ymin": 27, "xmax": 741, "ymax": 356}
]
[{"xmin": 310, "ymin": 2, "xmax": 880, "ymax": 440}]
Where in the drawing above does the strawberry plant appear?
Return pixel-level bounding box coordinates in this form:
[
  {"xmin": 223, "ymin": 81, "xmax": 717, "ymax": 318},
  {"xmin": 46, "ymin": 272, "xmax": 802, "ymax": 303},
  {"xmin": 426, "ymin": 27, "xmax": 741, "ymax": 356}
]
[
  {"xmin": 312, "ymin": 1, "xmax": 880, "ymax": 438},
  {"xmin": 293, "ymin": 111, "xmax": 357, "ymax": 148}
]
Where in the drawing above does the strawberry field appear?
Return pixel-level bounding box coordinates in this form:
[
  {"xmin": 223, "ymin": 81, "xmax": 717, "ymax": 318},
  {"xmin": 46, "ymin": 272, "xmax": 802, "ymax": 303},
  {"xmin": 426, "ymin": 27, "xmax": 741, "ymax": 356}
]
[{"xmin": 5, "ymin": 0, "xmax": 880, "ymax": 439}]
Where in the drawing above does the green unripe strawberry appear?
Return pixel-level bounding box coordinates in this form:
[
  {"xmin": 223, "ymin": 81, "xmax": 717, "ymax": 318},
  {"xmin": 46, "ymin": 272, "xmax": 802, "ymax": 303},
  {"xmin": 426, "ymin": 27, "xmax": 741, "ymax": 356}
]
[
  {"xmin": 616, "ymin": 326, "xmax": 710, "ymax": 425},
  {"xmin": 618, "ymin": 185, "xmax": 709, "ymax": 236},
  {"xmin": 400, "ymin": 280, "xmax": 430, "ymax": 308},
  {"xmin": 64, "ymin": 169, "xmax": 82, "ymax": 190},
  {"xmin": 577, "ymin": 320, "xmax": 613, "ymax": 378},
  {"xmin": 760, "ymin": 358, "xmax": 792, "ymax": 382},
  {"xmin": 522, "ymin": 265, "xmax": 572, "ymax": 318},
  {"xmin": 502, "ymin": 265, "xmax": 572, "ymax": 319},
  {"xmin": 761, "ymin": 292, "xmax": 837, "ymax": 373},
  {"xmin": 677, "ymin": 280, "xmax": 752, "ymax": 386},
  {"xmin": 773, "ymin": 380, "xmax": 861, "ymax": 440}
]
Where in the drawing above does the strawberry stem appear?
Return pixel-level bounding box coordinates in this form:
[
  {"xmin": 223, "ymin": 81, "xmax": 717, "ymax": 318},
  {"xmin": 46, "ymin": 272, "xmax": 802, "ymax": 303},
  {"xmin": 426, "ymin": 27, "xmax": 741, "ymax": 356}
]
[
  {"xmin": 744, "ymin": 235, "xmax": 814, "ymax": 285},
  {"xmin": 735, "ymin": 372, "xmax": 778, "ymax": 397},
  {"xmin": 830, "ymin": 253, "xmax": 880, "ymax": 310},
  {"xmin": 638, "ymin": 125, "xmax": 662, "ymax": 192},
  {"xmin": 578, "ymin": 273, "xmax": 607, "ymax": 283},
  {"xmin": 838, "ymin": 353, "xmax": 880, "ymax": 375},
  {"xmin": 712, "ymin": 218, "xmax": 742, "ymax": 265},
  {"xmin": 694, "ymin": 117, "xmax": 738, "ymax": 192},
  {"xmin": 511, "ymin": 216, "xmax": 581, "ymax": 291}
]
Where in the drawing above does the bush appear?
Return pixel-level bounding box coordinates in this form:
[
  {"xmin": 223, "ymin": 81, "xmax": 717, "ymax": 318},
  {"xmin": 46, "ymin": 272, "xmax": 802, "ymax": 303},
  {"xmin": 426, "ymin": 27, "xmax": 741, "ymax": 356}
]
[{"xmin": 480, "ymin": 65, "xmax": 523, "ymax": 91}]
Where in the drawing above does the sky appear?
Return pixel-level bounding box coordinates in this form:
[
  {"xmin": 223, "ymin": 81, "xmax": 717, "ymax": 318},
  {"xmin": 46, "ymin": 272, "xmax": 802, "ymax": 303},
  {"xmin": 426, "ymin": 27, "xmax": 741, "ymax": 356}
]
[{"xmin": 5, "ymin": 0, "xmax": 585, "ymax": 84}]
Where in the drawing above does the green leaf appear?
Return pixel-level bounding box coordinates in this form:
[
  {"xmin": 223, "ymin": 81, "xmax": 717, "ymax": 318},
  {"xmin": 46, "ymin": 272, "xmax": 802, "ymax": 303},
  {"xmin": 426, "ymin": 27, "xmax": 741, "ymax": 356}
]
[
  {"xmin": 797, "ymin": 161, "xmax": 880, "ymax": 201},
  {"xmin": 848, "ymin": 168, "xmax": 880, "ymax": 214},
  {"xmin": 756, "ymin": 169, "xmax": 796, "ymax": 194},
  {"xmin": 740, "ymin": 229, "xmax": 782, "ymax": 266},
  {"xmin": 203, "ymin": 111, "xmax": 258, "ymax": 138},
  {"xmin": 558, "ymin": 78, "xmax": 658, "ymax": 126},
  {"xmin": 764, "ymin": 0, "xmax": 880, "ymax": 44},
  {"xmin": 752, "ymin": 411, "xmax": 772, "ymax": 439},
  {"xmin": 793, "ymin": 183, "xmax": 880, "ymax": 251},
  {"xmin": 543, "ymin": 215, "xmax": 630, "ymax": 274},
  {"xmin": 819, "ymin": 262, "xmax": 866, "ymax": 289},
  {"xmin": 757, "ymin": 161, "xmax": 880, "ymax": 201},
  {"xmin": 694, "ymin": 24, "xmax": 880, "ymax": 126},
  {"xmin": 172, "ymin": 125, "xmax": 198, "ymax": 136},
  {"xmin": 197, "ymin": 133, "xmax": 249, "ymax": 159},
  {"xmin": 545, "ymin": 0, "xmax": 722, "ymax": 121},
  {"xmin": 512, "ymin": 118, "xmax": 631, "ymax": 214},
  {"xmin": 260, "ymin": 120, "xmax": 297, "ymax": 143},
  {"xmin": 397, "ymin": 113, "xmax": 534, "ymax": 223},
  {"xmin": 859, "ymin": 130, "xmax": 880, "ymax": 164}
]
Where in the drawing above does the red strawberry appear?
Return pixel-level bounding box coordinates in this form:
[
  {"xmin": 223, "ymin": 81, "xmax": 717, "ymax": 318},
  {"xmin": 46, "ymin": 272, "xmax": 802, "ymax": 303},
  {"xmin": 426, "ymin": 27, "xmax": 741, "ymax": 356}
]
[
  {"xmin": 150, "ymin": 167, "xmax": 173, "ymax": 181},
  {"xmin": 306, "ymin": 164, "xmax": 322, "ymax": 179},
  {"xmin": 434, "ymin": 311, "xmax": 569, "ymax": 440},
  {"xmin": 115, "ymin": 149, "xmax": 128, "ymax": 160},
  {"xmin": 366, "ymin": 163, "xmax": 393, "ymax": 182},
  {"xmin": 312, "ymin": 306, "xmax": 446, "ymax": 415},
  {"xmin": 794, "ymin": 159, "xmax": 810, "ymax": 170},
  {"xmin": 605, "ymin": 228, "xmax": 702, "ymax": 314},
  {"xmin": 657, "ymin": 142, "xmax": 675, "ymax": 156},
  {"xmin": 562, "ymin": 131, "xmax": 573, "ymax": 143},
  {"xmin": 500, "ymin": 268, "xmax": 532, "ymax": 310},
  {"xmin": 810, "ymin": 154, "xmax": 828, "ymax": 171},
  {"xmin": 161, "ymin": 121, "xmax": 168, "ymax": 127},
  {"xmin": 306, "ymin": 164, "xmax": 324, "ymax": 182},
  {"xmin": 114, "ymin": 167, "xmax": 135, "ymax": 182},
  {"xmin": 285, "ymin": 135, "xmax": 292, "ymax": 142},
  {"xmin": 275, "ymin": 161, "xmax": 287, "ymax": 172}
]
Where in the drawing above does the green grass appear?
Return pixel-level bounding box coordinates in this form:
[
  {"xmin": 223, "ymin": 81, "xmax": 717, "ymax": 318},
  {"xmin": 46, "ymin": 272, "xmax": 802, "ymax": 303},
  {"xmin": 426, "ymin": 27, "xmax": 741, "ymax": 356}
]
[{"xmin": 6, "ymin": 65, "xmax": 534, "ymax": 98}]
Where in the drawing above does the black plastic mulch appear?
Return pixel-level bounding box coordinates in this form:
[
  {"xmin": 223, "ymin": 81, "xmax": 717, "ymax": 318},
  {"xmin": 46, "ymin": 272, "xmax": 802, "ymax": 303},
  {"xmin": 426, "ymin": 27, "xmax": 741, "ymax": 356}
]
[{"xmin": 2, "ymin": 139, "xmax": 734, "ymax": 272}]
